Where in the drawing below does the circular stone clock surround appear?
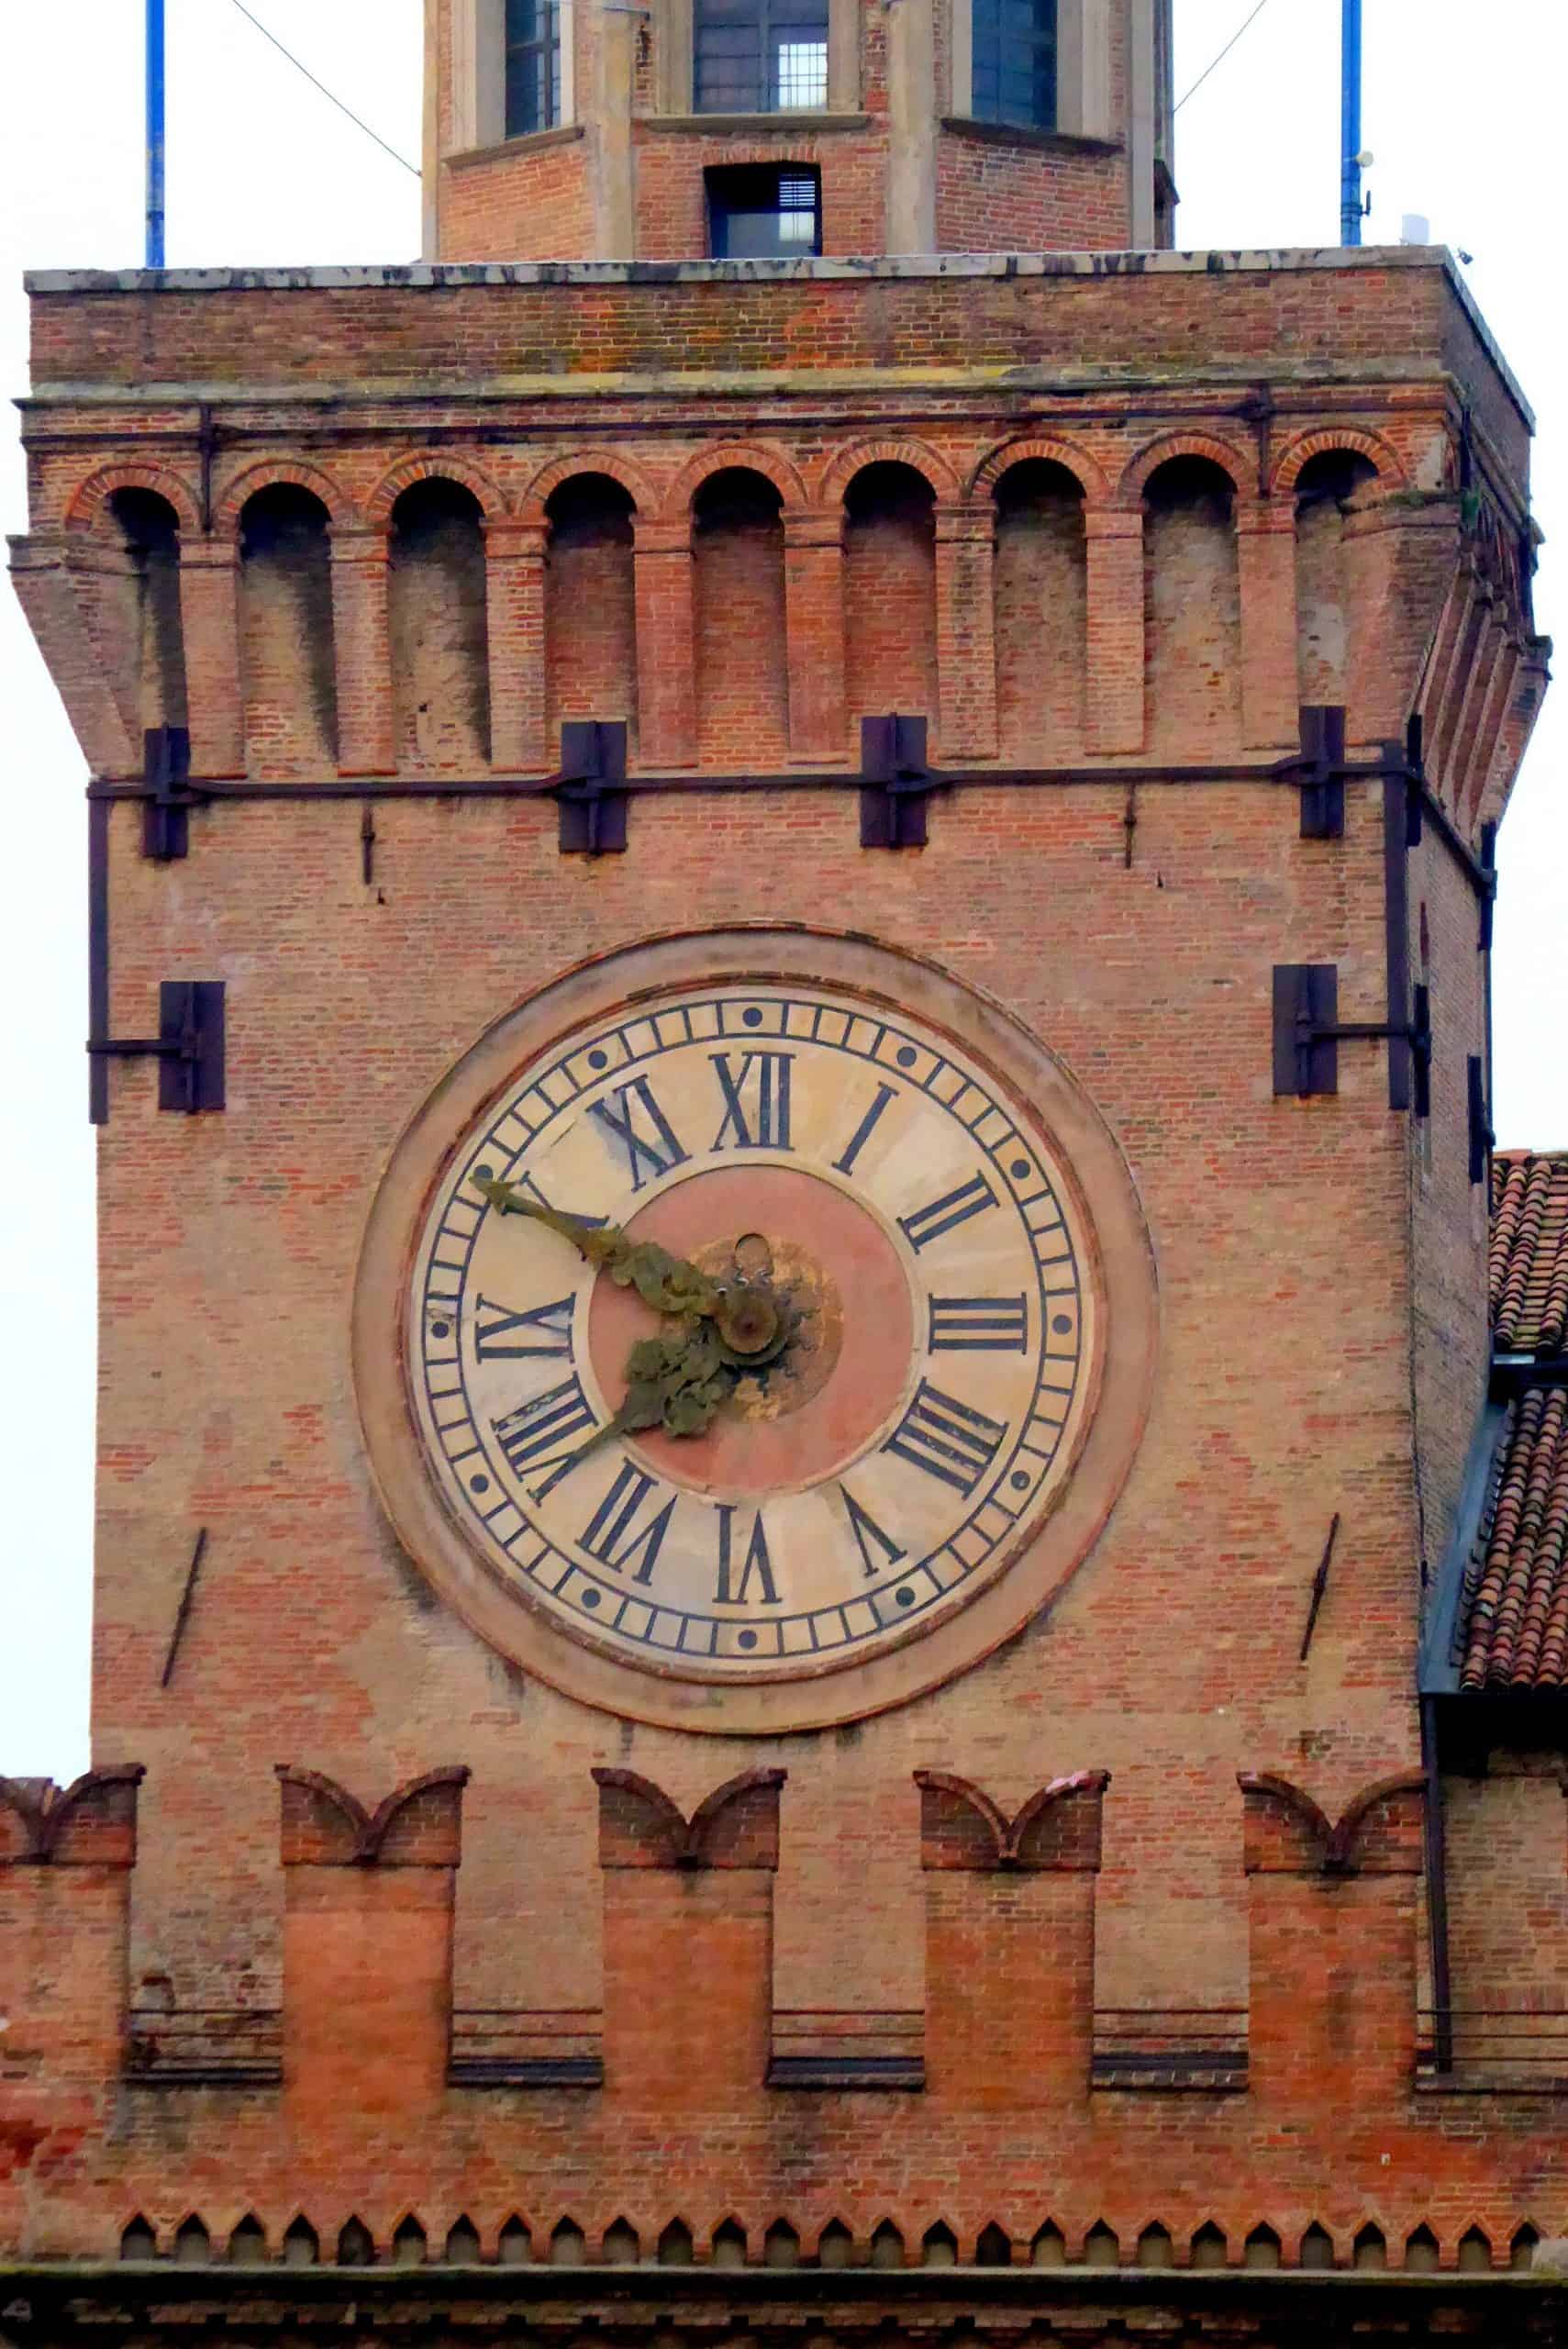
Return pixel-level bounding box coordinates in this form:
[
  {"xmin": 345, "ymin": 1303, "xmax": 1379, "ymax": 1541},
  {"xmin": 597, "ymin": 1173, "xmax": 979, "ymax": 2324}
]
[{"xmin": 353, "ymin": 930, "xmax": 1157, "ymax": 1734}]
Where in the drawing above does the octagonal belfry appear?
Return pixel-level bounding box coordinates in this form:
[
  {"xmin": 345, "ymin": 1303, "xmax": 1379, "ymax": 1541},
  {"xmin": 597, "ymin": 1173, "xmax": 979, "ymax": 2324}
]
[{"xmin": 427, "ymin": 0, "xmax": 1175, "ymax": 261}]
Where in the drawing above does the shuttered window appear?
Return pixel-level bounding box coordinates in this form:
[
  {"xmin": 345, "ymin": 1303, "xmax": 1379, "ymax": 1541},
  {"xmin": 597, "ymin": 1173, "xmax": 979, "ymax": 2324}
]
[{"xmin": 971, "ymin": 0, "xmax": 1058, "ymax": 132}]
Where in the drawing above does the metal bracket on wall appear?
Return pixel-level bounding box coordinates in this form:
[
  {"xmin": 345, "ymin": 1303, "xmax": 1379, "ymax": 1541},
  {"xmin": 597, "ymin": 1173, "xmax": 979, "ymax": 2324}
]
[
  {"xmin": 1467, "ymin": 1054, "xmax": 1495, "ymax": 1185},
  {"xmin": 1272, "ymin": 963, "xmax": 1431, "ymax": 1115},
  {"xmin": 860, "ymin": 714, "xmax": 932, "ymax": 849},
  {"xmin": 555, "ymin": 720, "xmax": 628, "ymax": 855},
  {"xmin": 87, "ymin": 981, "xmax": 226, "ymax": 1114},
  {"xmin": 1477, "ymin": 819, "xmax": 1498, "ymax": 952},
  {"xmin": 1288, "ymin": 707, "xmax": 1426, "ymax": 845},
  {"xmin": 141, "ymin": 724, "xmax": 197, "ymax": 862}
]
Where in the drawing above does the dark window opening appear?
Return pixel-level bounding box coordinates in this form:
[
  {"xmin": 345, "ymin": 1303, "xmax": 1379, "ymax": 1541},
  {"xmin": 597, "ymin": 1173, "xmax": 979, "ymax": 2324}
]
[
  {"xmin": 706, "ymin": 166, "xmax": 822, "ymax": 258},
  {"xmin": 971, "ymin": 0, "xmax": 1057, "ymax": 132},
  {"xmin": 695, "ymin": 0, "xmax": 829, "ymax": 115},
  {"xmin": 505, "ymin": 0, "xmax": 561, "ymax": 138}
]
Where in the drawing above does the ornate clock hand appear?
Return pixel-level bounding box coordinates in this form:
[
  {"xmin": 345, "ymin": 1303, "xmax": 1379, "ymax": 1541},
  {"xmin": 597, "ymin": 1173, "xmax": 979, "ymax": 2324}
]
[
  {"xmin": 474, "ymin": 1175, "xmax": 717, "ymax": 1317},
  {"xmin": 475, "ymin": 1174, "xmax": 797, "ymax": 1452},
  {"xmin": 475, "ymin": 1174, "xmax": 786, "ymax": 1356}
]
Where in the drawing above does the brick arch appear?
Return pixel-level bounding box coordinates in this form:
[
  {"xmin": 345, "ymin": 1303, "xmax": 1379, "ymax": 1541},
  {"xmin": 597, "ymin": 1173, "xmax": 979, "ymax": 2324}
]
[
  {"xmin": 519, "ymin": 451, "xmax": 658, "ymax": 523},
  {"xmin": 216, "ymin": 458, "xmax": 358, "ymax": 537},
  {"xmin": 1272, "ymin": 426, "xmax": 1407, "ymax": 497},
  {"xmin": 968, "ymin": 434, "xmax": 1110, "ymax": 507},
  {"xmin": 365, "ymin": 452, "xmax": 507, "ymax": 527},
  {"xmin": 817, "ymin": 436, "xmax": 963, "ymax": 507},
  {"xmin": 662, "ymin": 441, "xmax": 809, "ymax": 518},
  {"xmin": 1116, "ymin": 431, "xmax": 1254, "ymax": 510},
  {"xmin": 64, "ymin": 462, "xmax": 202, "ymax": 537}
]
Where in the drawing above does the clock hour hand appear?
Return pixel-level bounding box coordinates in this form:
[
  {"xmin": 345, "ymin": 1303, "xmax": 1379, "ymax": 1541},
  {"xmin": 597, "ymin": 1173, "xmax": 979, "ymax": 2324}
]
[{"xmin": 474, "ymin": 1174, "xmax": 717, "ymax": 1317}]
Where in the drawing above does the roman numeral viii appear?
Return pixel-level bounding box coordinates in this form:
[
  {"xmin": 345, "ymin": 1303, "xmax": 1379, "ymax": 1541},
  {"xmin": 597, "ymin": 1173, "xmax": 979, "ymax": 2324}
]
[
  {"xmin": 710, "ymin": 1052, "xmax": 793, "ymax": 1151},
  {"xmin": 474, "ymin": 1294, "xmax": 575, "ymax": 1361},
  {"xmin": 883, "ymin": 1380, "xmax": 1007, "ymax": 1498},
  {"xmin": 898, "ymin": 1172, "xmax": 997, "ymax": 1253},
  {"xmin": 927, "ymin": 1294, "xmax": 1028, "ymax": 1353},
  {"xmin": 587, "ymin": 1078, "xmax": 689, "ymax": 1190}
]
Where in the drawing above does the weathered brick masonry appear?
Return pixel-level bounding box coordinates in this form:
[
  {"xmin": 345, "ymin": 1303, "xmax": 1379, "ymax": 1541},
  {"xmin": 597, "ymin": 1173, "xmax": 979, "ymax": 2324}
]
[{"xmin": 4, "ymin": 208, "xmax": 1562, "ymax": 2349}]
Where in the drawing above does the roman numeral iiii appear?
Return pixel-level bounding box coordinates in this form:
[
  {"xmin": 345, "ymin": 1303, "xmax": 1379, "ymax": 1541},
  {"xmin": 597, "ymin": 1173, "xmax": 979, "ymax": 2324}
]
[{"xmin": 883, "ymin": 1381, "xmax": 1006, "ymax": 1497}]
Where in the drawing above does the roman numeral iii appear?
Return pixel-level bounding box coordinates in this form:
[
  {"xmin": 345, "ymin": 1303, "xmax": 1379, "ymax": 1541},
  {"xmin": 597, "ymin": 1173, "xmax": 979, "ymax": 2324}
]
[{"xmin": 927, "ymin": 1294, "xmax": 1029, "ymax": 1353}]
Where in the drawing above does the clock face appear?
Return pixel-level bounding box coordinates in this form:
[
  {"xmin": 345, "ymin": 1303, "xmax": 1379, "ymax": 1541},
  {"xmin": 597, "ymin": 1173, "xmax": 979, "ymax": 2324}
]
[{"xmin": 355, "ymin": 933, "xmax": 1155, "ymax": 1732}]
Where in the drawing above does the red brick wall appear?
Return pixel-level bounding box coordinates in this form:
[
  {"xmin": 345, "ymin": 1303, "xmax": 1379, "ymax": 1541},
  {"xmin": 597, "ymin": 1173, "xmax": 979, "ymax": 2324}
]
[
  {"xmin": 1143, "ymin": 458, "xmax": 1242, "ymax": 757},
  {"xmin": 693, "ymin": 473, "xmax": 788, "ymax": 767},
  {"xmin": 993, "ymin": 461, "xmax": 1086, "ymax": 763},
  {"xmin": 5, "ymin": 253, "xmax": 1553, "ymax": 2270},
  {"xmin": 238, "ymin": 487, "xmax": 338, "ymax": 778},
  {"xmin": 544, "ymin": 477, "xmax": 639, "ymax": 747},
  {"xmin": 844, "ymin": 462, "xmax": 938, "ymax": 746},
  {"xmin": 388, "ymin": 482, "xmax": 491, "ymax": 773}
]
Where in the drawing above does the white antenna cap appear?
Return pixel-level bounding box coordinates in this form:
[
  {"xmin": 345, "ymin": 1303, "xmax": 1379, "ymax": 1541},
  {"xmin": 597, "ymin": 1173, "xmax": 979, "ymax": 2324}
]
[{"xmin": 1401, "ymin": 213, "xmax": 1431, "ymax": 246}]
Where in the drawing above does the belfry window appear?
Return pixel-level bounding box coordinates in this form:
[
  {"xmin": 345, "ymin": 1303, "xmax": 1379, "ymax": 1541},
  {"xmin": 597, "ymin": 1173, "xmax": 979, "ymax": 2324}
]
[
  {"xmin": 695, "ymin": 0, "xmax": 830, "ymax": 115},
  {"xmin": 971, "ymin": 0, "xmax": 1058, "ymax": 132},
  {"xmin": 505, "ymin": 0, "xmax": 561, "ymax": 137},
  {"xmin": 706, "ymin": 166, "xmax": 822, "ymax": 258}
]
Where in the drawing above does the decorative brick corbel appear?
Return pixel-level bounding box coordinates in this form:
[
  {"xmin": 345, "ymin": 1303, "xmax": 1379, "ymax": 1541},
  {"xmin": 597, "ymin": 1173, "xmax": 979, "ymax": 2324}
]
[
  {"xmin": 0, "ymin": 1766, "xmax": 144, "ymax": 1866},
  {"xmin": 275, "ymin": 1765, "xmax": 469, "ymax": 1867},
  {"xmin": 0, "ymin": 1768, "xmax": 144, "ymax": 2096},
  {"xmin": 595, "ymin": 1769, "xmax": 785, "ymax": 2109},
  {"xmin": 593, "ymin": 1765, "xmax": 784, "ymax": 1870},
  {"xmin": 916, "ymin": 1767, "xmax": 1108, "ymax": 1871},
  {"xmin": 1240, "ymin": 1771, "xmax": 1425, "ymax": 2107},
  {"xmin": 275, "ymin": 1766, "xmax": 469, "ymax": 2132},
  {"xmin": 917, "ymin": 1769, "xmax": 1109, "ymax": 2106},
  {"xmin": 1238, "ymin": 1771, "xmax": 1424, "ymax": 1876}
]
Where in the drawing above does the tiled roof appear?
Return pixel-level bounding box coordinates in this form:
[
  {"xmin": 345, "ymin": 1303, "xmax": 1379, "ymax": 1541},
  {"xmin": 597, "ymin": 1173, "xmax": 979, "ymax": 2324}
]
[
  {"xmin": 1459, "ymin": 1386, "xmax": 1568, "ymax": 1690},
  {"xmin": 1490, "ymin": 1151, "xmax": 1568, "ymax": 1355}
]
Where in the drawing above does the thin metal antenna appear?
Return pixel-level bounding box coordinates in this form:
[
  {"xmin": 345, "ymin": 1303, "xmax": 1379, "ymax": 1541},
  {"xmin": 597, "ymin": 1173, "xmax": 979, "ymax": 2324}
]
[
  {"xmin": 146, "ymin": 0, "xmax": 166, "ymax": 268},
  {"xmin": 1340, "ymin": 0, "xmax": 1362, "ymax": 246}
]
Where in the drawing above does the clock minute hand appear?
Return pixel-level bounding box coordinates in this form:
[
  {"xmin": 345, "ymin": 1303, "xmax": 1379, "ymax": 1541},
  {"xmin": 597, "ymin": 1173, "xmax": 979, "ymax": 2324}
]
[{"xmin": 473, "ymin": 1174, "xmax": 718, "ymax": 1317}]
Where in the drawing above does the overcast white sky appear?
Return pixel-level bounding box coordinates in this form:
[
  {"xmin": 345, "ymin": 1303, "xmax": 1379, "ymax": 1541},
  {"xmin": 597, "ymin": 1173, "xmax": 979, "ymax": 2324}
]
[{"xmin": 2, "ymin": 3, "xmax": 1562, "ymax": 1779}]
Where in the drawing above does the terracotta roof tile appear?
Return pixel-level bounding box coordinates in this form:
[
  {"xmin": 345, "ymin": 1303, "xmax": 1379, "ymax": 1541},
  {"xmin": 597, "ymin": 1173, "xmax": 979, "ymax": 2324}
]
[
  {"xmin": 1489, "ymin": 1150, "xmax": 1568, "ymax": 1355},
  {"xmin": 1459, "ymin": 1385, "xmax": 1568, "ymax": 1690}
]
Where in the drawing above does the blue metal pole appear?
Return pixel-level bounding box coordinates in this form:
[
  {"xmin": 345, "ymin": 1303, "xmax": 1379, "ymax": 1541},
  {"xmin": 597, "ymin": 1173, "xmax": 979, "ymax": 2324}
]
[
  {"xmin": 1340, "ymin": 0, "xmax": 1362, "ymax": 247},
  {"xmin": 146, "ymin": 0, "xmax": 166, "ymax": 268}
]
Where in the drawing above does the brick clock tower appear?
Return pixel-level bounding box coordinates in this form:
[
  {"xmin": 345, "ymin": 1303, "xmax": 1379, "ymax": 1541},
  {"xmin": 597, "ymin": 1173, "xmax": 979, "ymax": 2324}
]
[{"xmin": 7, "ymin": 4, "xmax": 1568, "ymax": 2343}]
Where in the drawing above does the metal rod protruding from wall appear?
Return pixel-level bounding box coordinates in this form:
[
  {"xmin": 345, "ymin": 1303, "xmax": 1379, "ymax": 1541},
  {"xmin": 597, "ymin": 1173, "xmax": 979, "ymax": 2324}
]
[
  {"xmin": 1340, "ymin": 0, "xmax": 1363, "ymax": 247},
  {"xmin": 146, "ymin": 0, "xmax": 166, "ymax": 269}
]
